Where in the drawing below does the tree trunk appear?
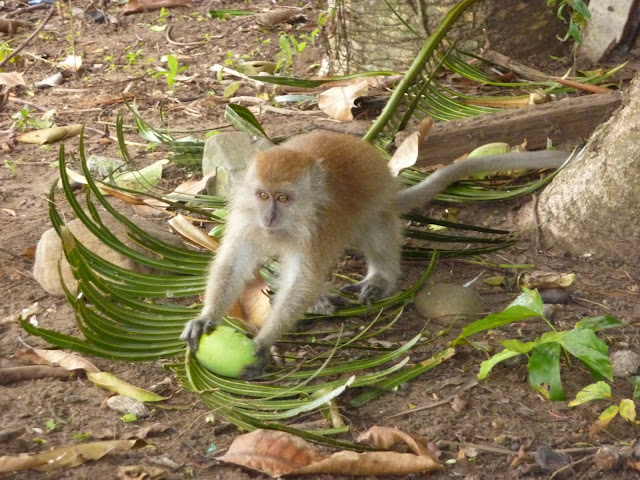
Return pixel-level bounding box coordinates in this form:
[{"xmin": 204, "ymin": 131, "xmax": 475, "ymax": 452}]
[{"xmin": 532, "ymin": 75, "xmax": 640, "ymax": 267}]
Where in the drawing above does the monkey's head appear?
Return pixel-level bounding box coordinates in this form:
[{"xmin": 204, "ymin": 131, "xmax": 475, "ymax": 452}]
[{"xmin": 234, "ymin": 148, "xmax": 329, "ymax": 236}]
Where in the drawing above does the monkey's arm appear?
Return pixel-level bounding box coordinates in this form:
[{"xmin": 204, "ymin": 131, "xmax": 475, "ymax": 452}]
[
  {"xmin": 395, "ymin": 150, "xmax": 570, "ymax": 213},
  {"xmin": 241, "ymin": 254, "xmax": 328, "ymax": 379},
  {"xmin": 181, "ymin": 238, "xmax": 260, "ymax": 351}
]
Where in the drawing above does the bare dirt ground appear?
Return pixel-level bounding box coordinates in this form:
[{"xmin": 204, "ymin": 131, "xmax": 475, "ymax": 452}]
[{"xmin": 1, "ymin": 1, "xmax": 639, "ymax": 479}]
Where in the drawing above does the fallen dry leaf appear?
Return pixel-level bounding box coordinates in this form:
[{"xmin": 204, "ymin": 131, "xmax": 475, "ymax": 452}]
[
  {"xmin": 15, "ymin": 346, "xmax": 101, "ymax": 373},
  {"xmin": 118, "ymin": 464, "xmax": 168, "ymax": 479},
  {"xmin": 227, "ymin": 276, "xmax": 271, "ymax": 329},
  {"xmin": 0, "ymin": 72, "xmax": 26, "ymax": 88},
  {"xmin": 219, "ymin": 428, "xmax": 443, "ymax": 477},
  {"xmin": 317, "ymin": 78, "xmax": 368, "ymax": 121},
  {"xmin": 219, "ymin": 430, "xmax": 329, "ymax": 477},
  {"xmin": 255, "ymin": 8, "xmax": 303, "ymax": 27},
  {"xmin": 87, "ymin": 372, "xmax": 167, "ymax": 402},
  {"xmin": 356, "ymin": 425, "xmax": 435, "ymax": 458},
  {"xmin": 121, "ymin": 424, "xmax": 173, "ymax": 440},
  {"xmin": 388, "ymin": 117, "xmax": 434, "ymax": 176},
  {"xmin": 122, "ymin": 0, "xmax": 192, "ymax": 15},
  {"xmin": 294, "ymin": 449, "xmax": 443, "ymax": 476},
  {"xmin": 168, "ymin": 214, "xmax": 220, "ymax": 251},
  {"xmin": 0, "ymin": 439, "xmax": 146, "ymax": 474},
  {"xmin": 16, "ymin": 125, "xmax": 83, "ymax": 145},
  {"xmin": 0, "ymin": 19, "xmax": 30, "ymax": 34}
]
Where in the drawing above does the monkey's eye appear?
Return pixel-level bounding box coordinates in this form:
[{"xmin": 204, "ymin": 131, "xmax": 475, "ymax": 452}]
[
  {"xmin": 277, "ymin": 194, "xmax": 290, "ymax": 203},
  {"xmin": 258, "ymin": 192, "xmax": 269, "ymax": 200}
]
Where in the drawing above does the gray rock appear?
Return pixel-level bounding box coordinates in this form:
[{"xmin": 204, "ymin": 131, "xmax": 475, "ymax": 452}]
[
  {"xmin": 202, "ymin": 132, "xmax": 273, "ymax": 198},
  {"xmin": 106, "ymin": 395, "xmax": 149, "ymax": 418},
  {"xmin": 610, "ymin": 350, "xmax": 640, "ymax": 378},
  {"xmin": 85, "ymin": 154, "xmax": 126, "ymax": 179},
  {"xmin": 413, "ymin": 283, "xmax": 486, "ymax": 325}
]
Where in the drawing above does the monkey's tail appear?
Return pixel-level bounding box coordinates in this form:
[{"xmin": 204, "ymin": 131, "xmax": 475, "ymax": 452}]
[{"xmin": 395, "ymin": 150, "xmax": 571, "ymax": 213}]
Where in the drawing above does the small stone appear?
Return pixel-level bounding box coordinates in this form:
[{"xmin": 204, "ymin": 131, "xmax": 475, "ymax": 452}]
[
  {"xmin": 610, "ymin": 350, "xmax": 640, "ymax": 378},
  {"xmin": 413, "ymin": 284, "xmax": 485, "ymax": 325},
  {"xmin": 594, "ymin": 446, "xmax": 620, "ymax": 472},
  {"xmin": 106, "ymin": 395, "xmax": 149, "ymax": 418}
]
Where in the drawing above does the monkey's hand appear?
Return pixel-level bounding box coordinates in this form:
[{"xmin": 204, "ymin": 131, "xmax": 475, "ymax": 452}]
[
  {"xmin": 238, "ymin": 344, "xmax": 269, "ymax": 380},
  {"xmin": 180, "ymin": 316, "xmax": 218, "ymax": 352}
]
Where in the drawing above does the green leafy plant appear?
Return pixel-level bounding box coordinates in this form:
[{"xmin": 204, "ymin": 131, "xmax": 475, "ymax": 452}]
[
  {"xmin": 548, "ymin": 0, "xmax": 591, "ymax": 43},
  {"xmin": 275, "ymin": 33, "xmax": 308, "ymax": 74},
  {"xmin": 104, "ymin": 53, "xmax": 117, "ymax": 73},
  {"xmin": 0, "ymin": 41, "xmax": 13, "ymax": 66},
  {"xmin": 156, "ymin": 7, "xmax": 170, "ymax": 23},
  {"xmin": 124, "ymin": 46, "xmax": 144, "ymax": 69},
  {"xmin": 456, "ymin": 288, "xmax": 622, "ymax": 401},
  {"xmin": 153, "ymin": 54, "xmax": 187, "ymax": 89},
  {"xmin": 11, "ymin": 105, "xmax": 55, "ymax": 131}
]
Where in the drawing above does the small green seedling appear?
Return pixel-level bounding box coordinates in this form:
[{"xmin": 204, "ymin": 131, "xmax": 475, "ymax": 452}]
[
  {"xmin": 568, "ymin": 380, "xmax": 638, "ymax": 438},
  {"xmin": 548, "ymin": 0, "xmax": 591, "ymax": 43},
  {"xmin": 153, "ymin": 54, "xmax": 187, "ymax": 89}
]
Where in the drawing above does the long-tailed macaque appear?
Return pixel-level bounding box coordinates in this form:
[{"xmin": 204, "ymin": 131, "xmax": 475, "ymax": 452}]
[{"xmin": 182, "ymin": 130, "xmax": 569, "ymax": 378}]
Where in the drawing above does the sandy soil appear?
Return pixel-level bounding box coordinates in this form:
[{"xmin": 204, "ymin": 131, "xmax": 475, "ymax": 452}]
[{"xmin": 1, "ymin": 1, "xmax": 639, "ymax": 479}]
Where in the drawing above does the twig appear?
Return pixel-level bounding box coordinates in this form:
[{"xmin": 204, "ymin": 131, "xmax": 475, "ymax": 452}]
[
  {"xmin": 0, "ymin": 7, "xmax": 55, "ymax": 69},
  {"xmin": 549, "ymin": 453, "xmax": 594, "ymax": 479},
  {"xmin": 437, "ymin": 439, "xmax": 513, "ymax": 456},
  {"xmin": 165, "ymin": 25, "xmax": 205, "ymax": 47},
  {"xmin": 388, "ymin": 377, "xmax": 479, "ymax": 418},
  {"xmin": 482, "ymin": 49, "xmax": 551, "ymax": 82},
  {"xmin": 5, "ymin": 3, "xmax": 49, "ymax": 19}
]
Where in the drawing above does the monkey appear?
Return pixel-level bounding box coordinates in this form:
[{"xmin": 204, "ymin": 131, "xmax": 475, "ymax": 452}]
[{"xmin": 181, "ymin": 130, "xmax": 570, "ymax": 379}]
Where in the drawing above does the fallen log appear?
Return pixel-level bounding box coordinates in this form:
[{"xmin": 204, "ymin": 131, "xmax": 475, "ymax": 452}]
[{"xmin": 416, "ymin": 91, "xmax": 622, "ymax": 167}]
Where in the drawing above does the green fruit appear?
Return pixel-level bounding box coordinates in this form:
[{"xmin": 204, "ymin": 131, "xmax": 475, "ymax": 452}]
[{"xmin": 195, "ymin": 325, "xmax": 258, "ymax": 378}]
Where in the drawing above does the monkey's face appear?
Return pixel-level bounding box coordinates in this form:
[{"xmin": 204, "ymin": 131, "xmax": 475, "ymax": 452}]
[{"xmin": 254, "ymin": 188, "xmax": 294, "ymax": 231}]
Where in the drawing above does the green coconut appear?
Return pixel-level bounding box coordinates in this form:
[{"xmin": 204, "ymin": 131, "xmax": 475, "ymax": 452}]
[{"xmin": 195, "ymin": 325, "xmax": 258, "ymax": 378}]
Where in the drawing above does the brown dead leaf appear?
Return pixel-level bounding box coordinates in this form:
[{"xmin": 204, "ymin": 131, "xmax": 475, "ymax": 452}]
[
  {"xmin": 122, "ymin": 0, "xmax": 192, "ymax": 15},
  {"xmin": 219, "ymin": 429, "xmax": 329, "ymax": 477},
  {"xmin": 121, "ymin": 424, "xmax": 173, "ymax": 440},
  {"xmin": 118, "ymin": 464, "xmax": 168, "ymax": 479},
  {"xmin": 388, "ymin": 117, "xmax": 434, "ymax": 176},
  {"xmin": 228, "ymin": 276, "xmax": 271, "ymax": 329},
  {"xmin": 255, "ymin": 8, "xmax": 303, "ymax": 27},
  {"xmin": 219, "ymin": 429, "xmax": 443, "ymax": 477},
  {"xmin": 0, "ymin": 72, "xmax": 26, "ymax": 88},
  {"xmin": 520, "ymin": 271, "xmax": 575, "ymax": 289},
  {"xmin": 317, "ymin": 79, "xmax": 368, "ymax": 121},
  {"xmin": 16, "ymin": 125, "xmax": 83, "ymax": 145},
  {"xmin": 356, "ymin": 426, "xmax": 435, "ymax": 458},
  {"xmin": 15, "ymin": 346, "xmax": 101, "ymax": 373},
  {"xmin": 0, "ymin": 19, "xmax": 30, "ymax": 34},
  {"xmin": 0, "ymin": 439, "xmax": 146, "ymax": 474},
  {"xmin": 21, "ymin": 245, "xmax": 36, "ymax": 259},
  {"xmin": 295, "ymin": 450, "xmax": 443, "ymax": 476},
  {"xmin": 168, "ymin": 214, "xmax": 220, "ymax": 251},
  {"xmin": 628, "ymin": 459, "xmax": 640, "ymax": 471}
]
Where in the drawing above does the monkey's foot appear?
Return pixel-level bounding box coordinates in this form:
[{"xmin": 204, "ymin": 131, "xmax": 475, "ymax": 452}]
[
  {"xmin": 308, "ymin": 293, "xmax": 351, "ymax": 315},
  {"xmin": 341, "ymin": 275, "xmax": 393, "ymax": 304},
  {"xmin": 239, "ymin": 345, "xmax": 269, "ymax": 380},
  {"xmin": 180, "ymin": 317, "xmax": 217, "ymax": 352}
]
